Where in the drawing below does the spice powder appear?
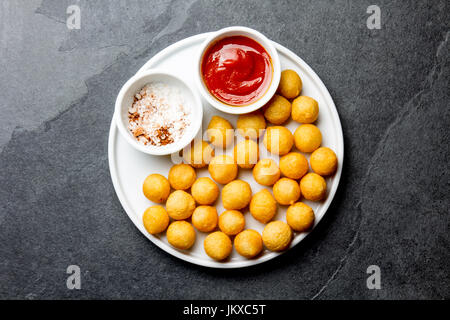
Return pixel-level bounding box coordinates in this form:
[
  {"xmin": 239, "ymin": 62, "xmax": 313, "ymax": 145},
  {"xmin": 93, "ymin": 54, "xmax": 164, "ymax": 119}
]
[{"xmin": 128, "ymin": 82, "xmax": 192, "ymax": 147}]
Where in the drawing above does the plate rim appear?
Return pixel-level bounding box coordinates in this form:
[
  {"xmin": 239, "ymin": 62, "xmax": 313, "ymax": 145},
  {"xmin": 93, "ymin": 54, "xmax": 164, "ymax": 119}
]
[{"xmin": 108, "ymin": 32, "xmax": 344, "ymax": 269}]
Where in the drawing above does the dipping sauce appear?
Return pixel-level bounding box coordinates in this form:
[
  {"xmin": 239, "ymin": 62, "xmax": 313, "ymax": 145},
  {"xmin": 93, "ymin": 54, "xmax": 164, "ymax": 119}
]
[{"xmin": 202, "ymin": 36, "xmax": 272, "ymax": 106}]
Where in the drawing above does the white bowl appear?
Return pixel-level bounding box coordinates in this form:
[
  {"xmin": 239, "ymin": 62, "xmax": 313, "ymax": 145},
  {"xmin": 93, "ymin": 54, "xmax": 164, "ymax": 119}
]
[
  {"xmin": 196, "ymin": 26, "xmax": 281, "ymax": 115},
  {"xmin": 114, "ymin": 69, "xmax": 203, "ymax": 156}
]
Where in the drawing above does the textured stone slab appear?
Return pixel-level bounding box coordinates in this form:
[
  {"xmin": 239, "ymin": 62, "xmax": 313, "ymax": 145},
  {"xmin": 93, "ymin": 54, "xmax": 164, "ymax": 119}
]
[{"xmin": 0, "ymin": 0, "xmax": 448, "ymax": 299}]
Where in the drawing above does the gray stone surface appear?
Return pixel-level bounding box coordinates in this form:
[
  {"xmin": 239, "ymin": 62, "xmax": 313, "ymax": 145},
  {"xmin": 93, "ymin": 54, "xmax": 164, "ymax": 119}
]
[{"xmin": 0, "ymin": 0, "xmax": 448, "ymax": 300}]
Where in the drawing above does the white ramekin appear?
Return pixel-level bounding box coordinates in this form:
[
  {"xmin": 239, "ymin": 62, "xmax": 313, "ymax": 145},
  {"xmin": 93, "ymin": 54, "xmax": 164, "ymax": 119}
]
[
  {"xmin": 114, "ymin": 69, "xmax": 203, "ymax": 156},
  {"xmin": 196, "ymin": 26, "xmax": 281, "ymax": 115}
]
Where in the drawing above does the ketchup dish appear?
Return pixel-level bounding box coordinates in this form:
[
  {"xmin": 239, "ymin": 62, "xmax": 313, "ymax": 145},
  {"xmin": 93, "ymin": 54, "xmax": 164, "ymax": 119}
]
[{"xmin": 197, "ymin": 27, "xmax": 280, "ymax": 115}]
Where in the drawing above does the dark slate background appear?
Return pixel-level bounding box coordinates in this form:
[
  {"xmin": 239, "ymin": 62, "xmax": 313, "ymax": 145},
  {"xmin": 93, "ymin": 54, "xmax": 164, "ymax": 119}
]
[{"xmin": 0, "ymin": 0, "xmax": 448, "ymax": 299}]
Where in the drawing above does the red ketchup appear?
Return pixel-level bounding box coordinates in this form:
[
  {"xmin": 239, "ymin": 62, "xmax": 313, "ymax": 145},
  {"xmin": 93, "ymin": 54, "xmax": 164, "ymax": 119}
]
[{"xmin": 201, "ymin": 36, "xmax": 272, "ymax": 106}]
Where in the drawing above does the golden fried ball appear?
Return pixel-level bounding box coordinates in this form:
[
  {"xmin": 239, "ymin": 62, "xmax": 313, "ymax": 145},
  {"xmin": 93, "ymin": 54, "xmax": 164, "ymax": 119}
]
[
  {"xmin": 222, "ymin": 180, "xmax": 252, "ymax": 210},
  {"xmin": 234, "ymin": 230, "xmax": 263, "ymax": 258},
  {"xmin": 273, "ymin": 178, "xmax": 301, "ymax": 205},
  {"xmin": 143, "ymin": 174, "xmax": 171, "ymax": 203},
  {"xmin": 183, "ymin": 140, "xmax": 215, "ymax": 168},
  {"xmin": 192, "ymin": 205, "xmax": 218, "ymax": 232},
  {"xmin": 234, "ymin": 139, "xmax": 259, "ymax": 169},
  {"xmin": 252, "ymin": 158, "xmax": 280, "ymax": 186},
  {"xmin": 237, "ymin": 111, "xmax": 266, "ymax": 139},
  {"xmin": 262, "ymin": 221, "xmax": 293, "ymax": 251},
  {"xmin": 291, "ymin": 96, "xmax": 319, "ymax": 124},
  {"xmin": 310, "ymin": 147, "xmax": 338, "ymax": 176},
  {"xmin": 294, "ymin": 124, "xmax": 322, "ymax": 153},
  {"xmin": 165, "ymin": 190, "xmax": 196, "ymax": 220},
  {"xmin": 206, "ymin": 116, "xmax": 234, "ymax": 149},
  {"xmin": 286, "ymin": 202, "xmax": 315, "ymax": 232},
  {"xmin": 168, "ymin": 164, "xmax": 196, "ymax": 190},
  {"xmin": 263, "ymin": 126, "xmax": 294, "ymax": 156},
  {"xmin": 263, "ymin": 94, "xmax": 291, "ymax": 125},
  {"xmin": 249, "ymin": 189, "xmax": 277, "ymax": 223},
  {"xmin": 279, "ymin": 152, "xmax": 309, "ymax": 180},
  {"xmin": 218, "ymin": 210, "xmax": 245, "ymax": 236},
  {"xmin": 191, "ymin": 177, "xmax": 219, "ymax": 205},
  {"xmin": 278, "ymin": 69, "xmax": 302, "ymax": 99},
  {"xmin": 208, "ymin": 155, "xmax": 238, "ymax": 184},
  {"xmin": 300, "ymin": 173, "xmax": 327, "ymax": 201},
  {"xmin": 142, "ymin": 205, "xmax": 169, "ymax": 235},
  {"xmin": 204, "ymin": 231, "xmax": 232, "ymax": 261},
  {"xmin": 167, "ymin": 221, "xmax": 196, "ymax": 250}
]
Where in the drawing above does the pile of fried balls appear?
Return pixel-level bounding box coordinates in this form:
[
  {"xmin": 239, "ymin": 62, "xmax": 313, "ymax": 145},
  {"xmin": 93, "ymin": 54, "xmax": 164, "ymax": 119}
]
[{"xmin": 141, "ymin": 69, "xmax": 338, "ymax": 261}]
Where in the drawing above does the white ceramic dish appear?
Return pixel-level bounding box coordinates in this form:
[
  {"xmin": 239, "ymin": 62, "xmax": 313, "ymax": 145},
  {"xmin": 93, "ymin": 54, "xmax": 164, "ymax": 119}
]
[
  {"xmin": 108, "ymin": 32, "xmax": 344, "ymax": 269},
  {"xmin": 195, "ymin": 26, "xmax": 281, "ymax": 115},
  {"xmin": 114, "ymin": 69, "xmax": 202, "ymax": 156}
]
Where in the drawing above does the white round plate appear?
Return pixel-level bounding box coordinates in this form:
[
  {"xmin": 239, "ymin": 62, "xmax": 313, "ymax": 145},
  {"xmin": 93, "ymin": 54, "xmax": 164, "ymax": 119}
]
[{"xmin": 108, "ymin": 33, "xmax": 344, "ymax": 268}]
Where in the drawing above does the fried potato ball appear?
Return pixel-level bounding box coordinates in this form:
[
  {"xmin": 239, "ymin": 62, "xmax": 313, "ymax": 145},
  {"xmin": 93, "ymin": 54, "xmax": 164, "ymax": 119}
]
[
  {"xmin": 183, "ymin": 140, "xmax": 215, "ymax": 168},
  {"xmin": 208, "ymin": 155, "xmax": 238, "ymax": 184},
  {"xmin": 168, "ymin": 164, "xmax": 196, "ymax": 190},
  {"xmin": 262, "ymin": 221, "xmax": 293, "ymax": 252},
  {"xmin": 310, "ymin": 147, "xmax": 338, "ymax": 176},
  {"xmin": 142, "ymin": 174, "xmax": 171, "ymax": 203},
  {"xmin": 237, "ymin": 111, "xmax": 266, "ymax": 139},
  {"xmin": 294, "ymin": 124, "xmax": 322, "ymax": 153},
  {"xmin": 204, "ymin": 231, "xmax": 232, "ymax": 261},
  {"xmin": 206, "ymin": 116, "xmax": 234, "ymax": 149},
  {"xmin": 279, "ymin": 152, "xmax": 309, "ymax": 180},
  {"xmin": 249, "ymin": 189, "xmax": 277, "ymax": 223},
  {"xmin": 234, "ymin": 229, "xmax": 263, "ymax": 258},
  {"xmin": 286, "ymin": 202, "xmax": 315, "ymax": 232},
  {"xmin": 192, "ymin": 206, "xmax": 218, "ymax": 232},
  {"xmin": 263, "ymin": 94, "xmax": 291, "ymax": 125},
  {"xmin": 167, "ymin": 221, "xmax": 196, "ymax": 250},
  {"xmin": 278, "ymin": 69, "xmax": 302, "ymax": 99},
  {"xmin": 222, "ymin": 180, "xmax": 252, "ymax": 210},
  {"xmin": 291, "ymin": 96, "xmax": 319, "ymax": 124},
  {"xmin": 191, "ymin": 177, "xmax": 219, "ymax": 205},
  {"xmin": 218, "ymin": 210, "xmax": 245, "ymax": 236},
  {"xmin": 166, "ymin": 190, "xmax": 196, "ymax": 220},
  {"xmin": 142, "ymin": 205, "xmax": 170, "ymax": 235},
  {"xmin": 252, "ymin": 158, "xmax": 280, "ymax": 186},
  {"xmin": 234, "ymin": 139, "xmax": 259, "ymax": 169},
  {"xmin": 273, "ymin": 178, "xmax": 301, "ymax": 205},
  {"xmin": 300, "ymin": 173, "xmax": 327, "ymax": 201},
  {"xmin": 263, "ymin": 126, "xmax": 294, "ymax": 156}
]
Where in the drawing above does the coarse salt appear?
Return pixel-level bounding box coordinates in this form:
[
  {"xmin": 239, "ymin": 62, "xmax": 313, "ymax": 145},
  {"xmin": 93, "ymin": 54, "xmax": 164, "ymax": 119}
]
[{"xmin": 128, "ymin": 82, "xmax": 192, "ymax": 147}]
